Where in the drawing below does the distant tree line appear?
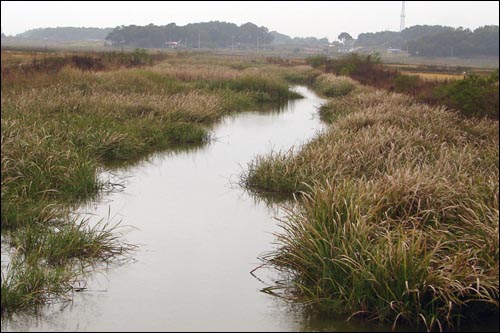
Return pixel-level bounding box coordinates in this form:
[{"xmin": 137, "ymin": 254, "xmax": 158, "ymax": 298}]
[
  {"xmin": 356, "ymin": 25, "xmax": 499, "ymax": 57},
  {"xmin": 9, "ymin": 23, "xmax": 499, "ymax": 57},
  {"xmin": 15, "ymin": 27, "xmax": 114, "ymax": 41},
  {"xmin": 406, "ymin": 25, "xmax": 499, "ymax": 57},
  {"xmin": 270, "ymin": 31, "xmax": 330, "ymax": 46},
  {"xmin": 106, "ymin": 22, "xmax": 273, "ymax": 48},
  {"xmin": 357, "ymin": 25, "xmax": 454, "ymax": 49}
]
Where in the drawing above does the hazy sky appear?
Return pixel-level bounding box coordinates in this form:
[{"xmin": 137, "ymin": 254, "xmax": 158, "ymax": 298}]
[{"xmin": 1, "ymin": 1, "xmax": 499, "ymax": 41}]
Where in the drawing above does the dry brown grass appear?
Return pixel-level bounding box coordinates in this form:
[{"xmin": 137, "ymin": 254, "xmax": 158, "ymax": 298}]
[
  {"xmin": 244, "ymin": 77, "xmax": 499, "ymax": 330},
  {"xmin": 403, "ymin": 71, "xmax": 464, "ymax": 81}
]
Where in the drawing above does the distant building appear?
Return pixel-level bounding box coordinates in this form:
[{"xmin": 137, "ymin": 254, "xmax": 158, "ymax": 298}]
[
  {"xmin": 165, "ymin": 41, "xmax": 182, "ymax": 49},
  {"xmin": 338, "ymin": 39, "xmax": 356, "ymax": 53}
]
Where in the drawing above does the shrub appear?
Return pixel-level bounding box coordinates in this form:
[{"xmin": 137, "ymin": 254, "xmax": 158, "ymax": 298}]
[
  {"xmin": 306, "ymin": 55, "xmax": 328, "ymax": 68},
  {"xmin": 314, "ymin": 74, "xmax": 357, "ymax": 97},
  {"xmin": 393, "ymin": 74, "xmax": 420, "ymax": 94},
  {"xmin": 432, "ymin": 71, "xmax": 499, "ymax": 119}
]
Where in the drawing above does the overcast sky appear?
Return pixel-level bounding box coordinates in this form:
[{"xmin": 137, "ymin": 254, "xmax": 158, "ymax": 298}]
[{"xmin": 1, "ymin": 1, "xmax": 499, "ymax": 41}]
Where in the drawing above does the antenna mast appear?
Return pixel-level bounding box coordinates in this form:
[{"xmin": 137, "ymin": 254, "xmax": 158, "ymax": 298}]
[{"xmin": 400, "ymin": 1, "xmax": 406, "ymax": 32}]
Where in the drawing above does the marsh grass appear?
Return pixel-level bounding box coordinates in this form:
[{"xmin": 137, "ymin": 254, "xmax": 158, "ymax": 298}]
[
  {"xmin": 1, "ymin": 255, "xmax": 76, "ymax": 314},
  {"xmin": 8, "ymin": 217, "xmax": 131, "ymax": 264},
  {"xmin": 244, "ymin": 78, "xmax": 499, "ymax": 331},
  {"xmin": 1, "ymin": 220, "xmax": 131, "ymax": 314},
  {"xmin": 1, "ymin": 207, "xmax": 134, "ymax": 314},
  {"xmin": 1, "ymin": 51, "xmax": 307, "ymax": 314},
  {"xmin": 314, "ymin": 74, "xmax": 358, "ymax": 98}
]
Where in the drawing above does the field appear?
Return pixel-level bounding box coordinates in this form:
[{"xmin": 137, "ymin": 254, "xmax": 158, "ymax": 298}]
[
  {"xmin": 384, "ymin": 63, "xmax": 496, "ymax": 82},
  {"xmin": 400, "ymin": 71, "xmax": 463, "ymax": 81},
  {"xmin": 381, "ymin": 53, "xmax": 500, "ymax": 69}
]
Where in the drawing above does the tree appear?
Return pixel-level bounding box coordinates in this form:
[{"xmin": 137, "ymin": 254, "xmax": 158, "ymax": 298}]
[
  {"xmin": 338, "ymin": 32, "xmax": 353, "ymax": 44},
  {"xmin": 105, "ymin": 22, "xmax": 275, "ymax": 49}
]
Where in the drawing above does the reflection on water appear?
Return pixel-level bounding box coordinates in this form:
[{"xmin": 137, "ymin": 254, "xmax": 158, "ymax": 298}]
[{"xmin": 1, "ymin": 86, "xmax": 391, "ymax": 332}]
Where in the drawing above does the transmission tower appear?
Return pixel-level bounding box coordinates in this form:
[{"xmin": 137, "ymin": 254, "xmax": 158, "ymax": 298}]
[{"xmin": 400, "ymin": 1, "xmax": 406, "ymax": 32}]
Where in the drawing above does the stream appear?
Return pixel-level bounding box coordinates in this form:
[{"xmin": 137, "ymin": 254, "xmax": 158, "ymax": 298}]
[{"xmin": 1, "ymin": 86, "xmax": 398, "ymax": 332}]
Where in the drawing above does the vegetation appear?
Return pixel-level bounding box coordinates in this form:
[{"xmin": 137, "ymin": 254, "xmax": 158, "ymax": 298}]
[
  {"xmin": 244, "ymin": 76, "xmax": 499, "ymax": 331},
  {"xmin": 1, "ymin": 49, "xmax": 168, "ymax": 81},
  {"xmin": 338, "ymin": 32, "xmax": 353, "ymax": 44},
  {"xmin": 407, "ymin": 25, "xmax": 499, "ymax": 57},
  {"xmin": 9, "ymin": 23, "xmax": 497, "ymax": 58},
  {"xmin": 319, "ymin": 53, "xmax": 499, "ymax": 119},
  {"xmin": 14, "ymin": 27, "xmax": 114, "ymax": 41},
  {"xmin": 106, "ymin": 22, "xmax": 274, "ymax": 48},
  {"xmin": 2, "ymin": 45, "xmax": 497, "ymax": 330},
  {"xmin": 270, "ymin": 31, "xmax": 330, "ymax": 46},
  {"xmin": 432, "ymin": 71, "xmax": 500, "ymax": 118},
  {"xmin": 1, "ymin": 217, "xmax": 128, "ymax": 313},
  {"xmin": 357, "ymin": 25, "xmax": 456, "ymax": 49},
  {"xmin": 1, "ymin": 50, "xmax": 309, "ymax": 314},
  {"xmin": 357, "ymin": 25, "xmax": 499, "ymax": 57},
  {"xmin": 305, "ymin": 55, "xmax": 328, "ymax": 68},
  {"xmin": 313, "ymin": 74, "xmax": 357, "ymax": 97}
]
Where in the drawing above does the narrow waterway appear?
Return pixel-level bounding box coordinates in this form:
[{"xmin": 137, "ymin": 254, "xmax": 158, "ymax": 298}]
[{"xmin": 2, "ymin": 86, "xmax": 391, "ymax": 332}]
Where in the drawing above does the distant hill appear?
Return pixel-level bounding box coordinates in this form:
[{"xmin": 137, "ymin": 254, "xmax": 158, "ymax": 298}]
[{"xmin": 16, "ymin": 27, "xmax": 114, "ymax": 41}]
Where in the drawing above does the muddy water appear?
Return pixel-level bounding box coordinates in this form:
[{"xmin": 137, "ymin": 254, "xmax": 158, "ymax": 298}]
[{"xmin": 2, "ymin": 86, "xmax": 391, "ymax": 332}]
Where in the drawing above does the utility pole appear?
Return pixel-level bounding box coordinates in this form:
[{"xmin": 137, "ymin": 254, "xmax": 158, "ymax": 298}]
[
  {"xmin": 198, "ymin": 32, "xmax": 201, "ymax": 49},
  {"xmin": 400, "ymin": 1, "xmax": 406, "ymax": 32},
  {"xmin": 232, "ymin": 35, "xmax": 234, "ymax": 51}
]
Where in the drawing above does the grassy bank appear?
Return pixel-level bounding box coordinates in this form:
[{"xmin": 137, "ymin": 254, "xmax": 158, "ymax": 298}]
[
  {"xmin": 244, "ymin": 75, "xmax": 499, "ymax": 331},
  {"xmin": 1, "ymin": 51, "xmax": 313, "ymax": 314},
  {"xmin": 306, "ymin": 54, "xmax": 499, "ymax": 119}
]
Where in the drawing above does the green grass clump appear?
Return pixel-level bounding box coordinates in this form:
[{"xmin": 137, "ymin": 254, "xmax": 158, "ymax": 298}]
[
  {"xmin": 314, "ymin": 74, "xmax": 358, "ymax": 98},
  {"xmin": 1, "ymin": 215, "xmax": 132, "ymax": 314},
  {"xmin": 8, "ymin": 216, "xmax": 127, "ymax": 262},
  {"xmin": 318, "ymin": 99, "xmax": 354, "ymax": 123},
  {"xmin": 245, "ymin": 78, "xmax": 499, "ymax": 331},
  {"xmin": 1, "ymin": 256, "xmax": 76, "ymax": 314}
]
